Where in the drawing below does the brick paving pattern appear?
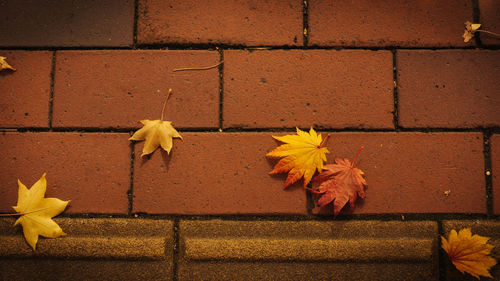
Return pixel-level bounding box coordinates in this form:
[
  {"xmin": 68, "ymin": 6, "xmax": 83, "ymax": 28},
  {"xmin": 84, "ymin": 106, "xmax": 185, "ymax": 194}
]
[{"xmin": 0, "ymin": 0, "xmax": 498, "ymax": 280}]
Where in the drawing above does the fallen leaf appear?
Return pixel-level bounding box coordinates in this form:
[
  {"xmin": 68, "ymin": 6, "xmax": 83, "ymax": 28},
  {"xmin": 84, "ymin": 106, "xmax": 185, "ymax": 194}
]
[
  {"xmin": 267, "ymin": 127, "xmax": 330, "ymax": 188},
  {"xmin": 442, "ymin": 228, "xmax": 497, "ymax": 279},
  {"xmin": 129, "ymin": 119, "xmax": 182, "ymax": 156},
  {"xmin": 0, "ymin": 56, "xmax": 16, "ymax": 71},
  {"xmin": 463, "ymin": 21, "xmax": 481, "ymax": 43},
  {"xmin": 12, "ymin": 173, "xmax": 69, "ymax": 250},
  {"xmin": 129, "ymin": 89, "xmax": 182, "ymax": 156},
  {"xmin": 312, "ymin": 146, "xmax": 367, "ymax": 216}
]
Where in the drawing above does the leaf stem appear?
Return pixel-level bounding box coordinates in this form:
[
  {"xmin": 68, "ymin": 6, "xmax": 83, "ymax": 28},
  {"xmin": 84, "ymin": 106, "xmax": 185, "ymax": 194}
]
[
  {"xmin": 0, "ymin": 207, "xmax": 53, "ymax": 217},
  {"xmin": 319, "ymin": 134, "xmax": 331, "ymax": 148},
  {"xmin": 173, "ymin": 61, "xmax": 224, "ymax": 72},
  {"xmin": 306, "ymin": 187, "xmax": 323, "ymax": 194},
  {"xmin": 351, "ymin": 146, "xmax": 364, "ymax": 168},
  {"xmin": 476, "ymin": 29, "xmax": 500, "ymax": 38},
  {"xmin": 160, "ymin": 88, "xmax": 173, "ymax": 121}
]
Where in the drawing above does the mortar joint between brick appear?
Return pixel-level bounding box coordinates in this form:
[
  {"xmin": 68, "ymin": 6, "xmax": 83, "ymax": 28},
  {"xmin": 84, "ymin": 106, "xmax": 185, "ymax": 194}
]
[
  {"xmin": 48, "ymin": 51, "xmax": 57, "ymax": 130},
  {"xmin": 127, "ymin": 141, "xmax": 135, "ymax": 216},
  {"xmin": 392, "ymin": 50, "xmax": 399, "ymax": 130},
  {"xmin": 132, "ymin": 0, "xmax": 139, "ymax": 49},
  {"xmin": 218, "ymin": 48, "xmax": 224, "ymax": 130},
  {"xmin": 172, "ymin": 219, "xmax": 180, "ymax": 281},
  {"xmin": 6, "ymin": 127, "xmax": 500, "ymax": 134},
  {"xmin": 437, "ymin": 220, "xmax": 446, "ymax": 281},
  {"xmin": 2, "ymin": 45, "xmax": 499, "ymax": 51},
  {"xmin": 57, "ymin": 212, "xmax": 493, "ymax": 221},
  {"xmin": 302, "ymin": 0, "xmax": 309, "ymax": 47},
  {"xmin": 483, "ymin": 132, "xmax": 493, "ymax": 217},
  {"xmin": 306, "ymin": 187, "xmax": 314, "ymax": 215}
]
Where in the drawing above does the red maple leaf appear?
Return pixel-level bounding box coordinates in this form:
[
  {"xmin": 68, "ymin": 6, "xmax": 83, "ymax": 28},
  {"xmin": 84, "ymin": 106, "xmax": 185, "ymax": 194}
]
[{"xmin": 312, "ymin": 146, "xmax": 367, "ymax": 216}]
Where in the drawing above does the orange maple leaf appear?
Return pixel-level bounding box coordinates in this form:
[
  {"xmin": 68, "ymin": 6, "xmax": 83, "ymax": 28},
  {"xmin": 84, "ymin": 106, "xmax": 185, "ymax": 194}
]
[
  {"xmin": 312, "ymin": 146, "xmax": 367, "ymax": 216},
  {"xmin": 442, "ymin": 228, "xmax": 497, "ymax": 279},
  {"xmin": 266, "ymin": 128, "xmax": 330, "ymax": 189}
]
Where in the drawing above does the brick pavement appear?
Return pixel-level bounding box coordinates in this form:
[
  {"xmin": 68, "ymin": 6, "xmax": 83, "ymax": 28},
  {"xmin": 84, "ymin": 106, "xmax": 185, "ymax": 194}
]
[{"xmin": 0, "ymin": 0, "xmax": 498, "ymax": 280}]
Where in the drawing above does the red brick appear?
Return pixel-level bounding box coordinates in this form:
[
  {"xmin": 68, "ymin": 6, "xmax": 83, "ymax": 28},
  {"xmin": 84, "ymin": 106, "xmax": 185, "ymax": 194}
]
[
  {"xmin": 0, "ymin": 51, "xmax": 52, "ymax": 128},
  {"xmin": 137, "ymin": 0, "xmax": 302, "ymax": 46},
  {"xmin": 53, "ymin": 50, "xmax": 219, "ymax": 129},
  {"xmin": 309, "ymin": 0, "xmax": 473, "ymax": 47},
  {"xmin": 313, "ymin": 132, "xmax": 485, "ymax": 215},
  {"xmin": 397, "ymin": 50, "xmax": 500, "ymax": 128},
  {"xmin": 492, "ymin": 134, "xmax": 500, "ymax": 215},
  {"xmin": 0, "ymin": 133, "xmax": 130, "ymax": 214},
  {"xmin": 132, "ymin": 133, "xmax": 306, "ymax": 215},
  {"xmin": 0, "ymin": 0, "xmax": 134, "ymax": 47},
  {"xmin": 479, "ymin": 0, "xmax": 500, "ymax": 46},
  {"xmin": 223, "ymin": 50, "xmax": 394, "ymax": 129}
]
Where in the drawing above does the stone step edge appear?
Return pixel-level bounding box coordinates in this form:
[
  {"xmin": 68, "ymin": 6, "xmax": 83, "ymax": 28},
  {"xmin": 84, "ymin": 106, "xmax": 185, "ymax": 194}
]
[
  {"xmin": 184, "ymin": 237, "xmax": 434, "ymax": 262},
  {"xmin": 0, "ymin": 236, "xmax": 166, "ymax": 260},
  {"xmin": 0, "ymin": 217, "xmax": 173, "ymax": 260}
]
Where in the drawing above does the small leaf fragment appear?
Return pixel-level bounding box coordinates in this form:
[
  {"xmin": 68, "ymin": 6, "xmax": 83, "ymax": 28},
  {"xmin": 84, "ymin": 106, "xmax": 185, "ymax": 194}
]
[
  {"xmin": 463, "ymin": 21, "xmax": 481, "ymax": 43},
  {"xmin": 0, "ymin": 56, "xmax": 16, "ymax": 71},
  {"xmin": 266, "ymin": 127, "xmax": 329, "ymax": 188},
  {"xmin": 13, "ymin": 173, "xmax": 69, "ymax": 250},
  {"xmin": 441, "ymin": 228, "xmax": 497, "ymax": 279}
]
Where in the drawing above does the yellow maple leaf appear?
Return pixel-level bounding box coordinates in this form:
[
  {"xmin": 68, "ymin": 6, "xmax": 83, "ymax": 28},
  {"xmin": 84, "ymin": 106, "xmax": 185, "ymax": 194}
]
[
  {"xmin": 463, "ymin": 21, "xmax": 481, "ymax": 43},
  {"xmin": 12, "ymin": 173, "xmax": 69, "ymax": 250},
  {"xmin": 0, "ymin": 56, "xmax": 16, "ymax": 71},
  {"xmin": 267, "ymin": 127, "xmax": 330, "ymax": 188},
  {"xmin": 129, "ymin": 89, "xmax": 182, "ymax": 156},
  {"xmin": 129, "ymin": 119, "xmax": 182, "ymax": 156},
  {"xmin": 441, "ymin": 228, "xmax": 497, "ymax": 279}
]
